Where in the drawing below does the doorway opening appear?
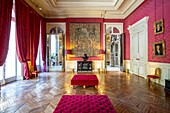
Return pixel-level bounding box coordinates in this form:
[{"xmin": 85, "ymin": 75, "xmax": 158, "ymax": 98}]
[
  {"xmin": 46, "ymin": 34, "xmax": 64, "ymax": 71},
  {"xmin": 105, "ymin": 26, "xmax": 124, "ymax": 71},
  {"xmin": 128, "ymin": 16, "xmax": 148, "ymax": 77}
]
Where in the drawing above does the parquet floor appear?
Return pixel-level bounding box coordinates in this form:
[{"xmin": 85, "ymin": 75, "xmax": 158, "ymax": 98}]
[{"xmin": 0, "ymin": 71, "xmax": 170, "ymax": 113}]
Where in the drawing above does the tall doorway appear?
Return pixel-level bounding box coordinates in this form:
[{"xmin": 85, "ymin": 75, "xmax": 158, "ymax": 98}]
[
  {"xmin": 106, "ymin": 34, "xmax": 123, "ymax": 71},
  {"xmin": 105, "ymin": 24, "xmax": 124, "ymax": 71},
  {"xmin": 46, "ymin": 34, "xmax": 64, "ymax": 71},
  {"xmin": 128, "ymin": 17, "xmax": 148, "ymax": 78}
]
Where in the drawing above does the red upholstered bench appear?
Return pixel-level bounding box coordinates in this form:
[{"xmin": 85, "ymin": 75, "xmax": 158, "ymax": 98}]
[
  {"xmin": 71, "ymin": 74, "xmax": 98, "ymax": 88},
  {"xmin": 53, "ymin": 95, "xmax": 116, "ymax": 113}
]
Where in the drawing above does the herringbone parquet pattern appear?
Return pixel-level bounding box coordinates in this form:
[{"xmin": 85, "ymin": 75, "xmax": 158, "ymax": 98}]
[{"xmin": 0, "ymin": 71, "xmax": 170, "ymax": 113}]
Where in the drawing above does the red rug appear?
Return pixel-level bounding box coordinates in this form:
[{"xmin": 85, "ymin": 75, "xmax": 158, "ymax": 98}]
[
  {"xmin": 53, "ymin": 95, "xmax": 116, "ymax": 113},
  {"xmin": 71, "ymin": 74, "xmax": 98, "ymax": 86}
]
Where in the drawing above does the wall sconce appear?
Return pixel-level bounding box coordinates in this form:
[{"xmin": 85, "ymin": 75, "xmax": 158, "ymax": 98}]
[
  {"xmin": 66, "ymin": 49, "xmax": 72, "ymax": 55},
  {"xmin": 66, "ymin": 49, "xmax": 72, "ymax": 60},
  {"xmin": 99, "ymin": 49, "xmax": 105, "ymax": 54},
  {"xmin": 99, "ymin": 49, "xmax": 105, "ymax": 60}
]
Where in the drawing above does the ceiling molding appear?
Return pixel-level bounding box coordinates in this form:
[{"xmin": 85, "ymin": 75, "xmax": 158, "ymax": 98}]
[
  {"xmin": 25, "ymin": 0, "xmax": 45, "ymax": 17},
  {"xmin": 25, "ymin": 0, "xmax": 145, "ymax": 19}
]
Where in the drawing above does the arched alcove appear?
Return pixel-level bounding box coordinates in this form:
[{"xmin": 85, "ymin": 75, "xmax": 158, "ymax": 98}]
[{"xmin": 46, "ymin": 23, "xmax": 66, "ymax": 72}]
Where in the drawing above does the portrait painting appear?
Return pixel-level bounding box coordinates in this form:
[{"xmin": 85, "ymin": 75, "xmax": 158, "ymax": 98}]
[
  {"xmin": 153, "ymin": 40, "xmax": 165, "ymax": 57},
  {"xmin": 154, "ymin": 19, "xmax": 164, "ymax": 35}
]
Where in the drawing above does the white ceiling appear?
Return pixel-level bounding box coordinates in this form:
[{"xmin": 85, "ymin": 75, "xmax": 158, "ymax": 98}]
[{"xmin": 25, "ymin": 0, "xmax": 145, "ymax": 19}]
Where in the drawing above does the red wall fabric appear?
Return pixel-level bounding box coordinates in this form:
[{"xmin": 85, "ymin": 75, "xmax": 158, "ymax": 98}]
[
  {"xmin": 0, "ymin": 0, "xmax": 13, "ymax": 66},
  {"xmin": 124, "ymin": 0, "xmax": 170, "ymax": 63}
]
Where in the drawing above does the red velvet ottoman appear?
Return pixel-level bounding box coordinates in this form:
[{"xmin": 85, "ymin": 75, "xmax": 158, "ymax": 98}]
[
  {"xmin": 71, "ymin": 74, "xmax": 98, "ymax": 88},
  {"xmin": 53, "ymin": 95, "xmax": 117, "ymax": 113}
]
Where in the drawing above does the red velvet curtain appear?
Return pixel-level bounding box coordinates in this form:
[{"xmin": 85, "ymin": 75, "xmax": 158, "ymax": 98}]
[
  {"xmin": 30, "ymin": 13, "xmax": 40, "ymax": 72},
  {"xmin": 41, "ymin": 19, "xmax": 46, "ymax": 71},
  {"xmin": 15, "ymin": 0, "xmax": 31, "ymax": 79},
  {"xmin": 0, "ymin": 0, "xmax": 13, "ymax": 66}
]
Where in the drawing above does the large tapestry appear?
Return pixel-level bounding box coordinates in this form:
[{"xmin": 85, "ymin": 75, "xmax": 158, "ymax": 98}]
[{"xmin": 69, "ymin": 23, "xmax": 100, "ymax": 56}]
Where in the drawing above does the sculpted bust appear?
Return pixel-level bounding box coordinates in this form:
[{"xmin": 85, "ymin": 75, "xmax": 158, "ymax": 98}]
[{"xmin": 82, "ymin": 54, "xmax": 88, "ymax": 61}]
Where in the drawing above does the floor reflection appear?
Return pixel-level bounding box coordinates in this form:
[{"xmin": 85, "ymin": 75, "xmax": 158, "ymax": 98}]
[
  {"xmin": 64, "ymin": 71, "xmax": 105, "ymax": 95},
  {"xmin": 0, "ymin": 71, "xmax": 170, "ymax": 113}
]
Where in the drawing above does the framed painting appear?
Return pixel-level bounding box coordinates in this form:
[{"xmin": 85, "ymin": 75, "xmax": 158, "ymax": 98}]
[
  {"xmin": 153, "ymin": 40, "xmax": 165, "ymax": 57},
  {"xmin": 154, "ymin": 19, "xmax": 164, "ymax": 35}
]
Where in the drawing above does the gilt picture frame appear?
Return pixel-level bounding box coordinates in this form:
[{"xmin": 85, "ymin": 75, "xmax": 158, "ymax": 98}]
[
  {"xmin": 154, "ymin": 19, "xmax": 164, "ymax": 35},
  {"xmin": 153, "ymin": 40, "xmax": 165, "ymax": 57}
]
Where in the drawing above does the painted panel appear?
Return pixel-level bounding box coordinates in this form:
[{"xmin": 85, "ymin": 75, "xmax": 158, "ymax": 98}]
[
  {"xmin": 139, "ymin": 63, "xmax": 145, "ymax": 77},
  {"xmin": 65, "ymin": 61, "xmax": 77, "ymax": 71},
  {"xmin": 133, "ymin": 63, "xmax": 138, "ymax": 74},
  {"xmin": 139, "ymin": 31, "xmax": 145, "ymax": 61},
  {"xmin": 132, "ymin": 34, "xmax": 138, "ymax": 59},
  {"xmin": 147, "ymin": 62, "xmax": 170, "ymax": 86}
]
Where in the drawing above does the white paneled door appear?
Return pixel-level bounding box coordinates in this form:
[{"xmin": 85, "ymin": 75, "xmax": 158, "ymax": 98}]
[
  {"xmin": 131, "ymin": 30, "xmax": 147, "ymax": 77},
  {"xmin": 128, "ymin": 17, "xmax": 149, "ymax": 78}
]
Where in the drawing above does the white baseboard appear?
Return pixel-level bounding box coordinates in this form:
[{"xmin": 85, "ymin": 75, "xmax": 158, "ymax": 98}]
[
  {"xmin": 147, "ymin": 62, "xmax": 170, "ymax": 86},
  {"xmin": 124, "ymin": 60, "xmax": 170, "ymax": 86},
  {"xmin": 65, "ymin": 60, "xmax": 105, "ymax": 72},
  {"xmin": 124, "ymin": 60, "xmax": 130, "ymax": 71}
]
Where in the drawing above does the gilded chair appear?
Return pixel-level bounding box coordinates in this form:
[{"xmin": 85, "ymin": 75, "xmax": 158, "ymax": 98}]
[
  {"xmin": 28, "ymin": 61, "xmax": 39, "ymax": 79},
  {"xmin": 147, "ymin": 68, "xmax": 161, "ymax": 84}
]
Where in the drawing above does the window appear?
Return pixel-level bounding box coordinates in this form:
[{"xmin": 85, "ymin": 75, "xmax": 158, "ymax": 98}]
[
  {"xmin": 5, "ymin": 21, "xmax": 16, "ymax": 78},
  {"xmin": 0, "ymin": 66, "xmax": 3, "ymax": 80},
  {"xmin": 0, "ymin": 4, "xmax": 22, "ymax": 84}
]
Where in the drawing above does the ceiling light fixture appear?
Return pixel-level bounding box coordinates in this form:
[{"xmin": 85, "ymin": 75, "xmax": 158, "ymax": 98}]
[{"xmin": 39, "ymin": 7, "xmax": 42, "ymax": 10}]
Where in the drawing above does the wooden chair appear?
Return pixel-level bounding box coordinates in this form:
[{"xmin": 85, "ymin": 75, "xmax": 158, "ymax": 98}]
[
  {"xmin": 28, "ymin": 61, "xmax": 39, "ymax": 79},
  {"xmin": 147, "ymin": 68, "xmax": 161, "ymax": 84},
  {"xmin": 31, "ymin": 69, "xmax": 39, "ymax": 79}
]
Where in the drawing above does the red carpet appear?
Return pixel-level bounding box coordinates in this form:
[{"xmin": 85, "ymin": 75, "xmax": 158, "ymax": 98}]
[
  {"xmin": 53, "ymin": 95, "xmax": 116, "ymax": 113},
  {"xmin": 71, "ymin": 74, "xmax": 98, "ymax": 86}
]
